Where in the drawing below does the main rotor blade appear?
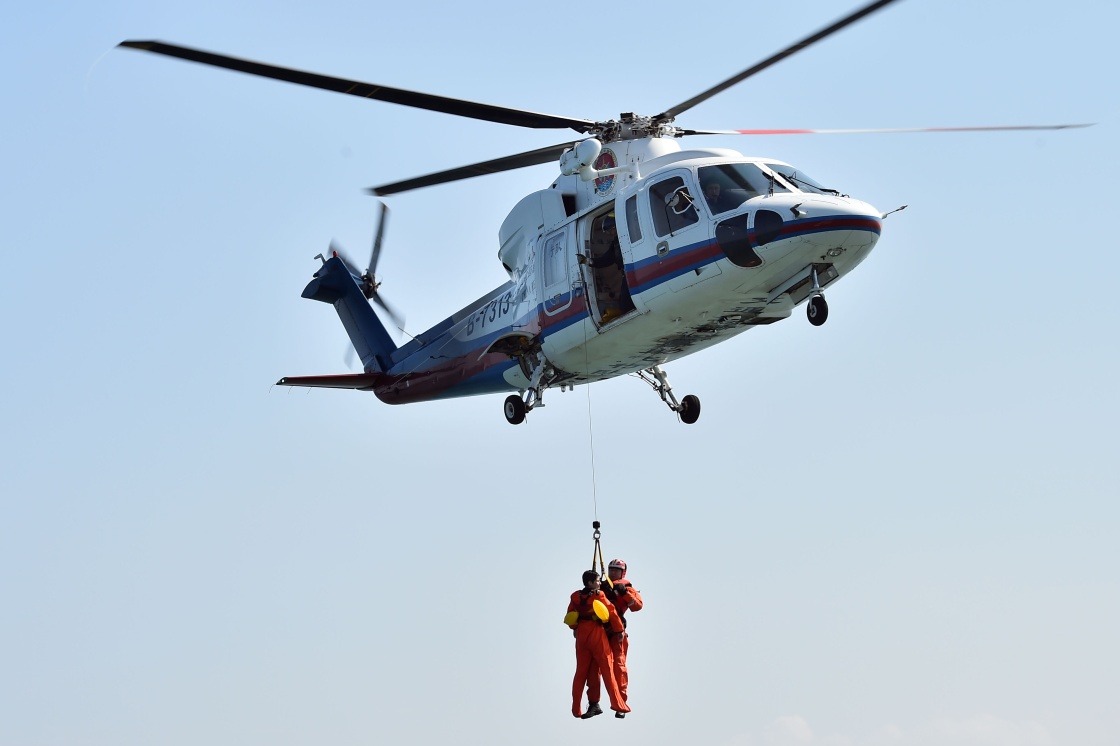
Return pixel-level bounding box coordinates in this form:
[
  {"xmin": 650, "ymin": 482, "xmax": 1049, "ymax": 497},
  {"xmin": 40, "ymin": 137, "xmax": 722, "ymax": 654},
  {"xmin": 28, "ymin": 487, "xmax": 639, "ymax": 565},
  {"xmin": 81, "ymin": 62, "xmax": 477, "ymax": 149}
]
[
  {"xmin": 118, "ymin": 41, "xmax": 597, "ymax": 133},
  {"xmin": 684, "ymin": 124, "xmax": 1095, "ymax": 135},
  {"xmin": 657, "ymin": 0, "xmax": 901, "ymax": 122},
  {"xmin": 369, "ymin": 141, "xmax": 580, "ymax": 196}
]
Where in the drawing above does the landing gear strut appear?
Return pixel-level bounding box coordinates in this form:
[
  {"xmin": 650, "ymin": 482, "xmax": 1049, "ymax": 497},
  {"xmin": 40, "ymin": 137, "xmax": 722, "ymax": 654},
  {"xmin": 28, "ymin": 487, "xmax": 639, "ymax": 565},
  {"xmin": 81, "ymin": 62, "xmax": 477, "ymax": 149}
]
[
  {"xmin": 807, "ymin": 266, "xmax": 829, "ymax": 326},
  {"xmin": 503, "ymin": 350, "xmax": 556, "ymax": 425},
  {"xmin": 636, "ymin": 365, "xmax": 701, "ymax": 424}
]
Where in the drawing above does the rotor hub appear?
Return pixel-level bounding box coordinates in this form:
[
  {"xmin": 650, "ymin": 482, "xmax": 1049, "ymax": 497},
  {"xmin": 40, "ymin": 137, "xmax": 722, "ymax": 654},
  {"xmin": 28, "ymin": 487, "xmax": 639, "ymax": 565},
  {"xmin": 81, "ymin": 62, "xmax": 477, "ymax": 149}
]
[{"xmin": 593, "ymin": 114, "xmax": 680, "ymax": 144}]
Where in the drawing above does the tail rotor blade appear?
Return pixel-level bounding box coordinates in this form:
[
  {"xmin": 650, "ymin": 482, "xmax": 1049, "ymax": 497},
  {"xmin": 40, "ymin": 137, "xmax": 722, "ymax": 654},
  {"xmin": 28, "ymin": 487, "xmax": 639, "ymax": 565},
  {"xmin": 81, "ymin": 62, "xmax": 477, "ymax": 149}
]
[
  {"xmin": 372, "ymin": 293, "xmax": 405, "ymax": 330},
  {"xmin": 367, "ymin": 202, "xmax": 390, "ymax": 277}
]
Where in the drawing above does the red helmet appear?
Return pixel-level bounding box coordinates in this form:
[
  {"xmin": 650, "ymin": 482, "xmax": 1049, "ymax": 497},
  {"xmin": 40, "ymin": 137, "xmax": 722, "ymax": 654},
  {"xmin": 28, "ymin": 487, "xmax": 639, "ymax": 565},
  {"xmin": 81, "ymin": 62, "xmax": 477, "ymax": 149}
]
[{"xmin": 608, "ymin": 559, "xmax": 627, "ymax": 575}]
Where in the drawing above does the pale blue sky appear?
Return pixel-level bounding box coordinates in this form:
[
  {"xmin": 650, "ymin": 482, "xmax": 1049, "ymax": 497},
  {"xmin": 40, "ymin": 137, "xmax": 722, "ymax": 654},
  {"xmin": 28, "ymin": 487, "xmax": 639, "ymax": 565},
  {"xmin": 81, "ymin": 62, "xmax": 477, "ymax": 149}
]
[{"xmin": 2, "ymin": 1, "xmax": 1117, "ymax": 745}]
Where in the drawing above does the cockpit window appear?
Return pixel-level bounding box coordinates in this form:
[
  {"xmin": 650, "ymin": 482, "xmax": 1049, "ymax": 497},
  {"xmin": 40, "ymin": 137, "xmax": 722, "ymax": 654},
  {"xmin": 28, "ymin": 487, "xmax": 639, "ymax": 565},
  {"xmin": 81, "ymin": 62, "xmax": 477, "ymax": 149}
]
[
  {"xmin": 763, "ymin": 163, "xmax": 837, "ymax": 195},
  {"xmin": 697, "ymin": 163, "xmax": 788, "ymax": 215}
]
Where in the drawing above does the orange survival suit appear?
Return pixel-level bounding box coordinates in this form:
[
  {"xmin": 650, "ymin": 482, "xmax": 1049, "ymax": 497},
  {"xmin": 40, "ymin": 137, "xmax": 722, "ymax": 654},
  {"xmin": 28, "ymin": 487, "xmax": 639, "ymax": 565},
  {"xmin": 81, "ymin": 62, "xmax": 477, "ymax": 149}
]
[
  {"xmin": 567, "ymin": 583, "xmax": 630, "ymax": 717},
  {"xmin": 589, "ymin": 564, "xmax": 643, "ymax": 705}
]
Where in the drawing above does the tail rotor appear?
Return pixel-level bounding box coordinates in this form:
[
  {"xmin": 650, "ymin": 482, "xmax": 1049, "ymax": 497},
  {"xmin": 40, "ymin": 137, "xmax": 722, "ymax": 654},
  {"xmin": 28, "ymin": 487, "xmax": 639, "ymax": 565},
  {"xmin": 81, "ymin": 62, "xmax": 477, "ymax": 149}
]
[
  {"xmin": 330, "ymin": 202, "xmax": 404, "ymax": 329},
  {"xmin": 331, "ymin": 202, "xmax": 405, "ymax": 369}
]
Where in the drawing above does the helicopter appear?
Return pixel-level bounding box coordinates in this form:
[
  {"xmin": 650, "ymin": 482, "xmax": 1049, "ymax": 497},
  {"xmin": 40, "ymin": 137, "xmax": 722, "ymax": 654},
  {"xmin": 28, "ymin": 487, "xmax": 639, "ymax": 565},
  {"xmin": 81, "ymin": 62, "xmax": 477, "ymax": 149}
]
[{"xmin": 119, "ymin": 0, "xmax": 1087, "ymax": 425}]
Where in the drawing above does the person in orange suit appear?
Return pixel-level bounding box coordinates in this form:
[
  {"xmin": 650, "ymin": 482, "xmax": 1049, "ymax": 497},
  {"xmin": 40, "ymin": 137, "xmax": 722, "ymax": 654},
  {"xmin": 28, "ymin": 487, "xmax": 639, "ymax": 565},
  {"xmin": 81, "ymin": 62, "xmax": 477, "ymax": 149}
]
[
  {"xmin": 588, "ymin": 558, "xmax": 644, "ymax": 717},
  {"xmin": 566, "ymin": 569, "xmax": 630, "ymax": 719}
]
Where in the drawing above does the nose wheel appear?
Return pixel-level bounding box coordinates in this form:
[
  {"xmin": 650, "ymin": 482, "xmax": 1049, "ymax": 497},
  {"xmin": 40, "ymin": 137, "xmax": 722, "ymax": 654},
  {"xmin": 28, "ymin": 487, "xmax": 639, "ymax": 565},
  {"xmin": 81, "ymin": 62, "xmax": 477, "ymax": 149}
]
[
  {"xmin": 807, "ymin": 295, "xmax": 828, "ymax": 326},
  {"xmin": 806, "ymin": 266, "xmax": 829, "ymax": 326}
]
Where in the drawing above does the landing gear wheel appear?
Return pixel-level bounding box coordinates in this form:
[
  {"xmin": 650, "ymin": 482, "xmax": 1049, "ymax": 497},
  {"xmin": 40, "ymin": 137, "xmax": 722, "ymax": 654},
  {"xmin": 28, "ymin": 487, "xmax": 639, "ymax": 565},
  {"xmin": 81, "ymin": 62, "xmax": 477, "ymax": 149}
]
[
  {"xmin": 503, "ymin": 395, "xmax": 526, "ymax": 425},
  {"xmin": 679, "ymin": 394, "xmax": 701, "ymax": 424},
  {"xmin": 807, "ymin": 295, "xmax": 828, "ymax": 326}
]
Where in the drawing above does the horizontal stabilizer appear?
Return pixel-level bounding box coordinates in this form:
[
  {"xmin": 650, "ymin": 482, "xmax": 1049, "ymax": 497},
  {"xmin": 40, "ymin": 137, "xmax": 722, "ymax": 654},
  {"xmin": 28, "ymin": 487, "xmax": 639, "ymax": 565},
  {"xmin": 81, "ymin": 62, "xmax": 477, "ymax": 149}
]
[{"xmin": 276, "ymin": 372, "xmax": 390, "ymax": 390}]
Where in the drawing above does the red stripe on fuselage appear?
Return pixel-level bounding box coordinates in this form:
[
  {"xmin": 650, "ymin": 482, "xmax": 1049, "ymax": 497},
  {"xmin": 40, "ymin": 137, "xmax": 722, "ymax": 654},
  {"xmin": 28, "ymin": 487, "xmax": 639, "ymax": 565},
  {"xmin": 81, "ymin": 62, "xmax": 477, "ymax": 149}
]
[{"xmin": 628, "ymin": 241, "xmax": 724, "ymax": 291}]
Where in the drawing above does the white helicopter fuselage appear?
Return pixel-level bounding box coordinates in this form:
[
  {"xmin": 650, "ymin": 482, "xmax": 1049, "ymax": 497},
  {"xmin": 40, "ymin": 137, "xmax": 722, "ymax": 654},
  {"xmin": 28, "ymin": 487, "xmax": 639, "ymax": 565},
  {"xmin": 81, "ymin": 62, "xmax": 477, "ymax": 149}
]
[
  {"xmin": 285, "ymin": 137, "xmax": 883, "ymax": 417},
  {"xmin": 487, "ymin": 138, "xmax": 881, "ymax": 389}
]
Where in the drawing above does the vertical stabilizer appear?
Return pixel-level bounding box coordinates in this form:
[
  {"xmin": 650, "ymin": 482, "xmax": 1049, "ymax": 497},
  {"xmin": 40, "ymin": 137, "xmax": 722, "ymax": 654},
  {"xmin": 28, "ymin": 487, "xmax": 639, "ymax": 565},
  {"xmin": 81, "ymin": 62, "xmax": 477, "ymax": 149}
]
[{"xmin": 301, "ymin": 256, "xmax": 397, "ymax": 372}]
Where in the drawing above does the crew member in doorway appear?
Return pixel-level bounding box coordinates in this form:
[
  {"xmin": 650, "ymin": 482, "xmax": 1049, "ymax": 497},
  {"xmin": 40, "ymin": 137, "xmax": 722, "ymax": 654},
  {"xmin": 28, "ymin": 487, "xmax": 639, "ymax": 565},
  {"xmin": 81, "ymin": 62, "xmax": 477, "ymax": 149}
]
[
  {"xmin": 588, "ymin": 558, "xmax": 643, "ymax": 717},
  {"xmin": 577, "ymin": 244, "xmax": 623, "ymax": 270},
  {"xmin": 577, "ymin": 213, "xmax": 631, "ymax": 324},
  {"xmin": 566, "ymin": 569, "xmax": 630, "ymax": 719}
]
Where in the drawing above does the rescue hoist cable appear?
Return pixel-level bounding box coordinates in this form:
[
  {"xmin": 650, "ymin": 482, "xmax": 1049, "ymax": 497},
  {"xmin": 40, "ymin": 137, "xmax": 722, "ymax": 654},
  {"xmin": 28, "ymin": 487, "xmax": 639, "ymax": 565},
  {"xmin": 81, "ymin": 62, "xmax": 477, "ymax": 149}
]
[
  {"xmin": 579, "ymin": 280, "xmax": 599, "ymax": 523},
  {"xmin": 586, "ymin": 384, "xmax": 599, "ymax": 522},
  {"xmin": 580, "ymin": 262, "xmax": 611, "ymax": 587}
]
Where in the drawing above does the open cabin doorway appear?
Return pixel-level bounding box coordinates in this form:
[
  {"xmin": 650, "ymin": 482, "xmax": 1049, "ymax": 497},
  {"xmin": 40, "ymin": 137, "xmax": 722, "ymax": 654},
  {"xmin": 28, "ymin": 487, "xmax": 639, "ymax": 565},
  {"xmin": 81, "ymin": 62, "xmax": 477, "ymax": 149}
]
[{"xmin": 582, "ymin": 210, "xmax": 635, "ymax": 327}]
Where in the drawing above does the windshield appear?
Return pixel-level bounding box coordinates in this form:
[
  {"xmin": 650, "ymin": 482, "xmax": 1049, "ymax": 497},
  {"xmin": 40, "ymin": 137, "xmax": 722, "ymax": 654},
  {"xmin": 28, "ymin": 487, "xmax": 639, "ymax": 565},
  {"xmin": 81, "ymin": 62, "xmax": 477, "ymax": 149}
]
[
  {"xmin": 697, "ymin": 163, "xmax": 788, "ymax": 215},
  {"xmin": 763, "ymin": 163, "xmax": 837, "ymax": 195}
]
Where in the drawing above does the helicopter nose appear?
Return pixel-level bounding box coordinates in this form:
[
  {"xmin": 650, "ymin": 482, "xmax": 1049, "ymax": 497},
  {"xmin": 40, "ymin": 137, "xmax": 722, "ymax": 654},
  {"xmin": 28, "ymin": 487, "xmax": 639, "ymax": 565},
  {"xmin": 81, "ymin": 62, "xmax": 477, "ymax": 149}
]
[
  {"xmin": 716, "ymin": 199, "xmax": 882, "ymax": 268},
  {"xmin": 758, "ymin": 198, "xmax": 882, "ymax": 255}
]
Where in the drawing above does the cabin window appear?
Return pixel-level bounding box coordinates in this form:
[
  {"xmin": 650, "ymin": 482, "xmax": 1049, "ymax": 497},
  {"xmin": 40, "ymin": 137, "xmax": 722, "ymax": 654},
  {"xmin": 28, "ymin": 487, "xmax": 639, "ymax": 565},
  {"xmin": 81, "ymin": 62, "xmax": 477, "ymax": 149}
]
[
  {"xmin": 754, "ymin": 210, "xmax": 784, "ymax": 246},
  {"xmin": 624, "ymin": 195, "xmax": 642, "ymax": 243},
  {"xmin": 542, "ymin": 230, "xmax": 567, "ymax": 289},
  {"xmin": 715, "ymin": 215, "xmax": 762, "ymax": 267},
  {"xmin": 697, "ymin": 163, "xmax": 788, "ymax": 215},
  {"xmin": 649, "ymin": 176, "xmax": 699, "ymax": 237}
]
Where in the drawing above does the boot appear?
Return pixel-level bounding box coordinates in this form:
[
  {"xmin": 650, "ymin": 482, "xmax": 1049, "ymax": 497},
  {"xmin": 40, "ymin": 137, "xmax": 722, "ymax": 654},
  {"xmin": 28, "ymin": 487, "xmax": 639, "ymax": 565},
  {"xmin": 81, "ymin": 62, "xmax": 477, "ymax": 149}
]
[
  {"xmin": 615, "ymin": 711, "xmax": 626, "ymax": 719},
  {"xmin": 581, "ymin": 701, "xmax": 603, "ymax": 719}
]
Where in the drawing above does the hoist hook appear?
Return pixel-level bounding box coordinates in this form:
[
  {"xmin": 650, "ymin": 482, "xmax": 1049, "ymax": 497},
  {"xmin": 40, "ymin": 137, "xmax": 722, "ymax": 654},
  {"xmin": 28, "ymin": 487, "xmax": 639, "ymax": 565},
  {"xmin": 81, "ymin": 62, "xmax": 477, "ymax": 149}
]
[{"xmin": 591, "ymin": 521, "xmax": 607, "ymax": 579}]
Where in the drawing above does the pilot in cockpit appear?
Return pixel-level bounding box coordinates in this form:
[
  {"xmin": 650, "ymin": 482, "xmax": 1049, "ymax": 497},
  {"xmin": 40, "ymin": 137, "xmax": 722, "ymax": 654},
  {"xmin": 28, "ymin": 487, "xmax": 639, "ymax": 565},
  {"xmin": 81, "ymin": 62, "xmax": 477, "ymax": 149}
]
[{"xmin": 703, "ymin": 179, "xmax": 733, "ymax": 215}]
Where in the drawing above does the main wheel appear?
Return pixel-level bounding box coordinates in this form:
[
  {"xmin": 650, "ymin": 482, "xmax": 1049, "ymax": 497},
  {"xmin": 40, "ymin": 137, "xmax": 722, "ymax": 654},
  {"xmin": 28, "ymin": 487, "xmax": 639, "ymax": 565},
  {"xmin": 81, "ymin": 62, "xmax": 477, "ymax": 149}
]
[
  {"xmin": 679, "ymin": 394, "xmax": 701, "ymax": 424},
  {"xmin": 807, "ymin": 295, "xmax": 828, "ymax": 326},
  {"xmin": 503, "ymin": 395, "xmax": 526, "ymax": 425}
]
